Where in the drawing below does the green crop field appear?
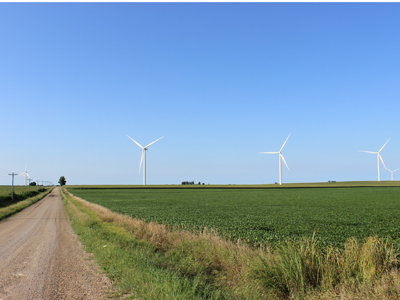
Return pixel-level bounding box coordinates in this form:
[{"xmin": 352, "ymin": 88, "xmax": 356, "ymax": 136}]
[
  {"xmin": 0, "ymin": 185, "xmax": 38, "ymax": 197},
  {"xmin": 66, "ymin": 183, "xmax": 400, "ymax": 249}
]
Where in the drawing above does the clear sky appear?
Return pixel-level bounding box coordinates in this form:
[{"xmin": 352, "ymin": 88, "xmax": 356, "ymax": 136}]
[{"xmin": 1, "ymin": 3, "xmax": 399, "ymax": 185}]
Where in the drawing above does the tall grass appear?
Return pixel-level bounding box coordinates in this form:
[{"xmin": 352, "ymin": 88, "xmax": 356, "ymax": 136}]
[
  {"xmin": 256, "ymin": 233, "xmax": 398, "ymax": 298},
  {"xmin": 63, "ymin": 188, "xmax": 400, "ymax": 299}
]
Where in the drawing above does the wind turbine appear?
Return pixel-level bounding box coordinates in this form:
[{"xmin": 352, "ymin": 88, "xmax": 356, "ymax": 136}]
[
  {"xmin": 19, "ymin": 163, "xmax": 29, "ymax": 186},
  {"xmin": 386, "ymin": 167, "xmax": 399, "ymax": 181},
  {"xmin": 360, "ymin": 139, "xmax": 390, "ymax": 181},
  {"xmin": 259, "ymin": 134, "xmax": 291, "ymax": 185},
  {"xmin": 127, "ymin": 135, "xmax": 163, "ymax": 185}
]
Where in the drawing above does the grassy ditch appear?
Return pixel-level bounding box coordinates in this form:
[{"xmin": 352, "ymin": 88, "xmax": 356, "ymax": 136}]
[
  {"xmin": 62, "ymin": 189, "xmax": 400, "ymax": 299},
  {"xmin": 0, "ymin": 187, "xmax": 53, "ymax": 221}
]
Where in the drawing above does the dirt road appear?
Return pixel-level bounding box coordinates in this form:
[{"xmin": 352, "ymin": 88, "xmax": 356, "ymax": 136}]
[{"xmin": 0, "ymin": 187, "xmax": 111, "ymax": 299}]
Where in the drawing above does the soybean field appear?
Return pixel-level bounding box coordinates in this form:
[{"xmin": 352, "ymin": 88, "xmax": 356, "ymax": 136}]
[{"xmin": 66, "ymin": 185, "xmax": 400, "ymax": 249}]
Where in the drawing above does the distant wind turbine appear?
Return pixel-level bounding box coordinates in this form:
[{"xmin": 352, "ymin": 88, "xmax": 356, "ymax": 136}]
[
  {"xmin": 386, "ymin": 167, "xmax": 399, "ymax": 181},
  {"xmin": 19, "ymin": 163, "xmax": 29, "ymax": 186},
  {"xmin": 259, "ymin": 134, "xmax": 291, "ymax": 185},
  {"xmin": 127, "ymin": 135, "xmax": 163, "ymax": 185},
  {"xmin": 360, "ymin": 139, "xmax": 390, "ymax": 181}
]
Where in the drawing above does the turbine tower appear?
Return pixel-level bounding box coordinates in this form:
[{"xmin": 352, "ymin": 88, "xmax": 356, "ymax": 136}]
[
  {"xmin": 19, "ymin": 163, "xmax": 29, "ymax": 186},
  {"xmin": 360, "ymin": 138, "xmax": 390, "ymax": 181},
  {"xmin": 386, "ymin": 167, "xmax": 399, "ymax": 181},
  {"xmin": 259, "ymin": 134, "xmax": 291, "ymax": 185},
  {"xmin": 127, "ymin": 135, "xmax": 163, "ymax": 185}
]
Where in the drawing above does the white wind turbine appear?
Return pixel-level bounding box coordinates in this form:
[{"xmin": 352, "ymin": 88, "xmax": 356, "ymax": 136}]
[
  {"xmin": 19, "ymin": 163, "xmax": 29, "ymax": 186},
  {"xmin": 259, "ymin": 134, "xmax": 291, "ymax": 185},
  {"xmin": 127, "ymin": 135, "xmax": 163, "ymax": 185},
  {"xmin": 360, "ymin": 139, "xmax": 390, "ymax": 181},
  {"xmin": 386, "ymin": 167, "xmax": 399, "ymax": 181}
]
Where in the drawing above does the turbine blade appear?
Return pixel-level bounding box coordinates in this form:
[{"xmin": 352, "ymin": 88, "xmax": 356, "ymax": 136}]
[
  {"xmin": 379, "ymin": 138, "xmax": 391, "ymax": 153},
  {"xmin": 127, "ymin": 135, "xmax": 144, "ymax": 148},
  {"xmin": 259, "ymin": 152, "xmax": 279, "ymax": 154},
  {"xmin": 280, "ymin": 133, "xmax": 291, "ymax": 152},
  {"xmin": 394, "ymin": 169, "xmax": 400, "ymax": 173},
  {"xmin": 25, "ymin": 163, "xmax": 27, "ymax": 172},
  {"xmin": 139, "ymin": 150, "xmax": 145, "ymax": 173},
  {"xmin": 144, "ymin": 136, "xmax": 164, "ymax": 148},
  {"xmin": 360, "ymin": 151, "xmax": 377, "ymax": 154},
  {"xmin": 379, "ymin": 154, "xmax": 387, "ymax": 170},
  {"xmin": 280, "ymin": 154, "xmax": 290, "ymax": 171}
]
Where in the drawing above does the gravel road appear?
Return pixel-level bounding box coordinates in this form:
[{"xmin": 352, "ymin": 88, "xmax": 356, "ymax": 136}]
[{"xmin": 0, "ymin": 187, "xmax": 112, "ymax": 299}]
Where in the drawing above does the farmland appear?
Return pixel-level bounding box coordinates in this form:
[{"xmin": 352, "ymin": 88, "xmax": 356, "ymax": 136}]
[
  {"xmin": 0, "ymin": 185, "xmax": 40, "ymax": 197},
  {"xmin": 66, "ymin": 183, "xmax": 400, "ymax": 249},
  {"xmin": 0, "ymin": 185, "xmax": 46, "ymax": 206},
  {"xmin": 0, "ymin": 186, "xmax": 53, "ymax": 221}
]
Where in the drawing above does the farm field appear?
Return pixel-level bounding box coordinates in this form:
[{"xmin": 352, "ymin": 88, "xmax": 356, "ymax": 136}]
[
  {"xmin": 0, "ymin": 186, "xmax": 53, "ymax": 221},
  {"xmin": 0, "ymin": 185, "xmax": 46, "ymax": 207},
  {"xmin": 67, "ymin": 183, "xmax": 400, "ymax": 249},
  {"xmin": 0, "ymin": 185, "xmax": 39, "ymax": 196}
]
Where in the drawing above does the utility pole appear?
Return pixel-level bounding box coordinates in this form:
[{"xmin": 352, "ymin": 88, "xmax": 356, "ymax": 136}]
[
  {"xmin": 27, "ymin": 178, "xmax": 33, "ymax": 192},
  {"xmin": 37, "ymin": 180, "xmax": 40, "ymax": 192},
  {"xmin": 8, "ymin": 172, "xmax": 18, "ymax": 202}
]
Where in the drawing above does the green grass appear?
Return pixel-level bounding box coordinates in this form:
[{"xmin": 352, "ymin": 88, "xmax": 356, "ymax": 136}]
[
  {"xmin": 62, "ymin": 190, "xmax": 230, "ymax": 299},
  {"xmin": 66, "ymin": 183, "xmax": 400, "ymax": 249}
]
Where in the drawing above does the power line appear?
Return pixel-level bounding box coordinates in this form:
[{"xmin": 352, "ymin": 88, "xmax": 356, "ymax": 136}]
[{"xmin": 0, "ymin": 167, "xmax": 11, "ymax": 173}]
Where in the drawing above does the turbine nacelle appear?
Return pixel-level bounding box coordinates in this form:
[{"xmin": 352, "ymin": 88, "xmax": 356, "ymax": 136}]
[
  {"xmin": 360, "ymin": 138, "xmax": 390, "ymax": 181},
  {"xmin": 19, "ymin": 163, "xmax": 29, "ymax": 186},
  {"xmin": 127, "ymin": 135, "xmax": 163, "ymax": 185},
  {"xmin": 386, "ymin": 167, "xmax": 399, "ymax": 181},
  {"xmin": 259, "ymin": 133, "xmax": 291, "ymax": 185}
]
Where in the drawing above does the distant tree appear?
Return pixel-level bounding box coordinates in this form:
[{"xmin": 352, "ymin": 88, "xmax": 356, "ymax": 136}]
[
  {"xmin": 198, "ymin": 182, "xmax": 201, "ymax": 185},
  {"xmin": 29, "ymin": 181, "xmax": 36, "ymax": 186},
  {"xmin": 58, "ymin": 176, "xmax": 67, "ymax": 186}
]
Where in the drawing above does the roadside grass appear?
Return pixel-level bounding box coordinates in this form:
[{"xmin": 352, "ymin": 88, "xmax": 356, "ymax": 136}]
[
  {"xmin": 61, "ymin": 189, "xmax": 235, "ymax": 299},
  {"xmin": 0, "ymin": 187, "xmax": 53, "ymax": 221},
  {"xmin": 62, "ymin": 188, "xmax": 400, "ymax": 299},
  {"xmin": 255, "ymin": 233, "xmax": 399, "ymax": 298}
]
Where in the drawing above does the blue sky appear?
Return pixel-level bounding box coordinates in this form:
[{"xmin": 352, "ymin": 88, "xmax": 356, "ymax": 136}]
[{"xmin": 1, "ymin": 3, "xmax": 399, "ymax": 185}]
